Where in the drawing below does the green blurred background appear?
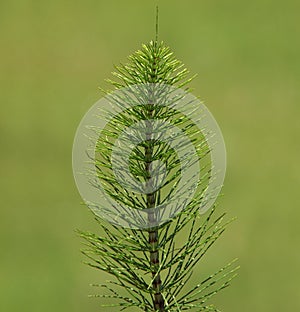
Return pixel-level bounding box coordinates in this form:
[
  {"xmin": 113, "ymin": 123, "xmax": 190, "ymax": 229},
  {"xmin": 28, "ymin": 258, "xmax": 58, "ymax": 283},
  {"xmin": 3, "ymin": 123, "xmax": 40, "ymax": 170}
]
[{"xmin": 1, "ymin": 0, "xmax": 299, "ymax": 311}]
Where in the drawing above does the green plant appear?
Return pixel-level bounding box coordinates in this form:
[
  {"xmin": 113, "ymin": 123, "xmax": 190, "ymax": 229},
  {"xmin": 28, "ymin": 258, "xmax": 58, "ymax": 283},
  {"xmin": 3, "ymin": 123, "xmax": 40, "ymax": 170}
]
[{"xmin": 77, "ymin": 9, "xmax": 238, "ymax": 312}]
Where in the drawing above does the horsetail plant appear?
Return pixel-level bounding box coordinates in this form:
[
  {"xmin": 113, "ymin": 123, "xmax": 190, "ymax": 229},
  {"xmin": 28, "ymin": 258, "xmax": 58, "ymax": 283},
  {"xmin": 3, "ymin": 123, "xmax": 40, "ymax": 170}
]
[{"xmin": 73, "ymin": 9, "xmax": 238, "ymax": 312}]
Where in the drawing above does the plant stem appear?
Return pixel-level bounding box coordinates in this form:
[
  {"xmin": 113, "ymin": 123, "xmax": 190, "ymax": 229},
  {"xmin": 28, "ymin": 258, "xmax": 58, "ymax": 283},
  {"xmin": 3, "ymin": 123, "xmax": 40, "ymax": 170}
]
[
  {"xmin": 145, "ymin": 101, "xmax": 164, "ymax": 311},
  {"xmin": 145, "ymin": 40, "xmax": 164, "ymax": 310}
]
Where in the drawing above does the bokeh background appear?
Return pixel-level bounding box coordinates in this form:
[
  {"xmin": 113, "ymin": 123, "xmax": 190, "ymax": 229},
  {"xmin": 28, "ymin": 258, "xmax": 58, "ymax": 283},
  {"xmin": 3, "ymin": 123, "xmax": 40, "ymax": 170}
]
[{"xmin": 1, "ymin": 0, "xmax": 299, "ymax": 311}]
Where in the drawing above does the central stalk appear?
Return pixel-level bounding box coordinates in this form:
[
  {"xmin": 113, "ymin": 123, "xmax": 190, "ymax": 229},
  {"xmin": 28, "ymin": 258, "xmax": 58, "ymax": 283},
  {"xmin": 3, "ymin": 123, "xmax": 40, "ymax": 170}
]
[{"xmin": 145, "ymin": 95, "xmax": 165, "ymax": 311}]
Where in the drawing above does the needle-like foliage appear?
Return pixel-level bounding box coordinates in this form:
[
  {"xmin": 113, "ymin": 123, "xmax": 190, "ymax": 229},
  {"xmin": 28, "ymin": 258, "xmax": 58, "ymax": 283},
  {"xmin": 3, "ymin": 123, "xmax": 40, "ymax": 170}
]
[{"xmin": 78, "ymin": 37, "xmax": 237, "ymax": 311}]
